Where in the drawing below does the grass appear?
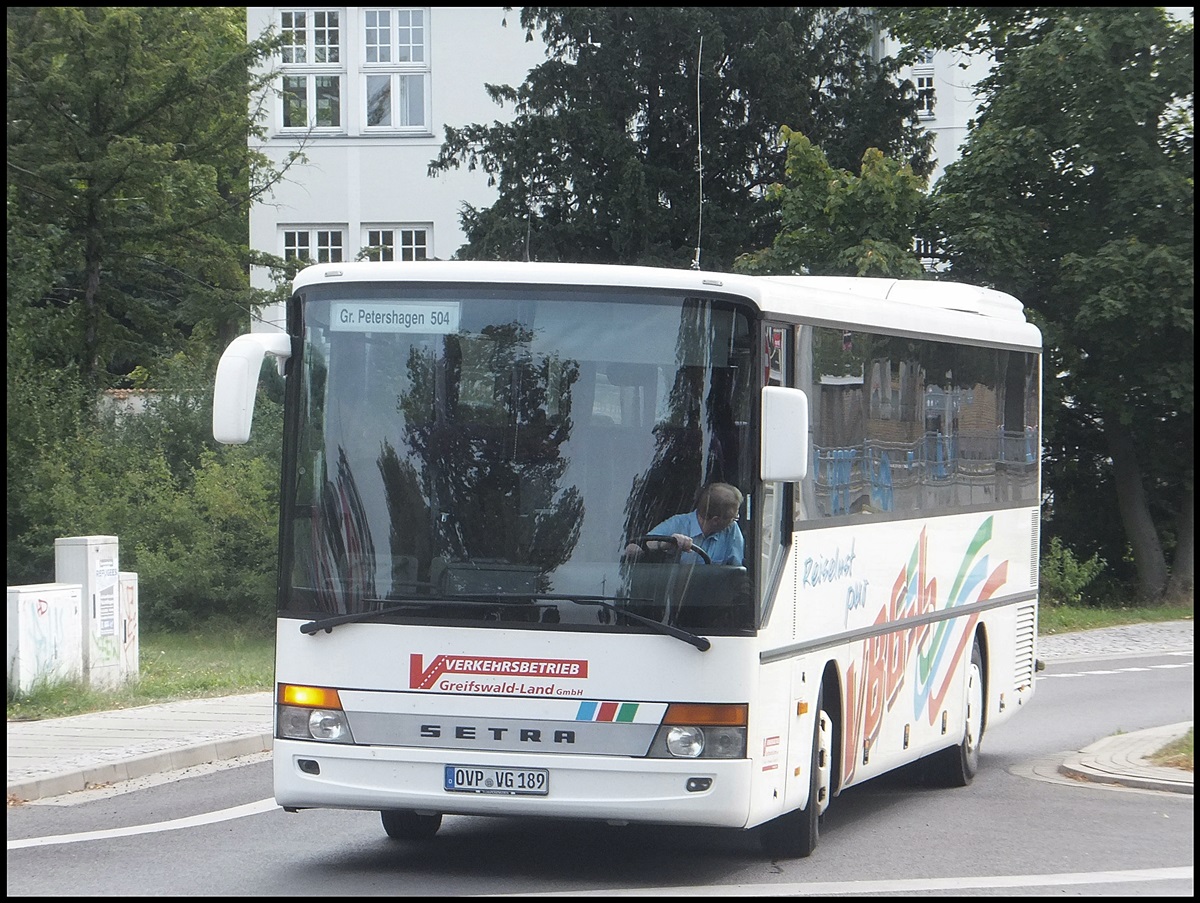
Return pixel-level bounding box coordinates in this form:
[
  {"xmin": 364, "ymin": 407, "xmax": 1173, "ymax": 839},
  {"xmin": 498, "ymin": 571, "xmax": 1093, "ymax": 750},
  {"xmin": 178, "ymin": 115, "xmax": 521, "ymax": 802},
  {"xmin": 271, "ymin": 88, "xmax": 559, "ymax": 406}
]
[
  {"xmin": 1036, "ymin": 602, "xmax": 1192, "ymax": 636},
  {"xmin": 6, "ymin": 603, "xmax": 1192, "ymax": 722},
  {"xmin": 6, "ymin": 628, "xmax": 274, "ymax": 722},
  {"xmin": 1148, "ymin": 728, "xmax": 1194, "ymax": 772}
]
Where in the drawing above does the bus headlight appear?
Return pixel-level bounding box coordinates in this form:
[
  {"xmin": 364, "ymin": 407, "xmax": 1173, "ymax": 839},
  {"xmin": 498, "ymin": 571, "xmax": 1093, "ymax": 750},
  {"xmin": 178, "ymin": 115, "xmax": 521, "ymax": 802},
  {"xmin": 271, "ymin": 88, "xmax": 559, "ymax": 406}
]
[
  {"xmin": 276, "ymin": 684, "xmax": 355, "ymax": 743},
  {"xmin": 647, "ymin": 703, "xmax": 748, "ymax": 759},
  {"xmin": 652, "ymin": 724, "xmax": 746, "ymax": 758},
  {"xmin": 309, "ymin": 708, "xmax": 352, "ymax": 741},
  {"xmin": 666, "ymin": 726, "xmax": 706, "ymax": 757},
  {"xmin": 703, "ymin": 726, "xmax": 747, "ymax": 758},
  {"xmin": 278, "ymin": 705, "xmax": 354, "ymax": 742}
]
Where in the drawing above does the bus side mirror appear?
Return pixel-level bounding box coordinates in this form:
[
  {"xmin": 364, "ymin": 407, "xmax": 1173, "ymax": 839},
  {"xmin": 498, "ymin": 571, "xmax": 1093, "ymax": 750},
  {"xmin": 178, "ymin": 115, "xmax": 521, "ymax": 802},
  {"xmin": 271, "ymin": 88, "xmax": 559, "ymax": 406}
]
[
  {"xmin": 213, "ymin": 332, "xmax": 292, "ymax": 444},
  {"xmin": 760, "ymin": 385, "xmax": 809, "ymax": 482}
]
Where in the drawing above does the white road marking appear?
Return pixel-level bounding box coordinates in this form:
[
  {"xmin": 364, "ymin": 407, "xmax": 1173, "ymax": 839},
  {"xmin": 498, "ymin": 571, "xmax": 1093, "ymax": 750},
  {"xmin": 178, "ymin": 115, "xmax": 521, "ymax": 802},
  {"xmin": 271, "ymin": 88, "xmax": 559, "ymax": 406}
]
[
  {"xmin": 1039, "ymin": 661, "xmax": 1192, "ymax": 679},
  {"xmin": 503, "ymin": 866, "xmax": 1194, "ymax": 896},
  {"xmin": 7, "ymin": 798, "xmax": 279, "ymax": 850},
  {"xmin": 9, "ymin": 801, "xmax": 1190, "ymax": 896}
]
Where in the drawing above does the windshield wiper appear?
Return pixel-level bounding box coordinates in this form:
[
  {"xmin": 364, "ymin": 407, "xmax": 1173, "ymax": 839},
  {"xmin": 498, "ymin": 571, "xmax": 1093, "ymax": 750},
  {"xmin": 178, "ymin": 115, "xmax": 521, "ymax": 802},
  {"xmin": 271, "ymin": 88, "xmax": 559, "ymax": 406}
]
[
  {"xmin": 566, "ymin": 596, "xmax": 710, "ymax": 652},
  {"xmin": 300, "ymin": 596, "xmax": 533, "ymax": 634},
  {"xmin": 298, "ymin": 592, "xmax": 711, "ymax": 652}
]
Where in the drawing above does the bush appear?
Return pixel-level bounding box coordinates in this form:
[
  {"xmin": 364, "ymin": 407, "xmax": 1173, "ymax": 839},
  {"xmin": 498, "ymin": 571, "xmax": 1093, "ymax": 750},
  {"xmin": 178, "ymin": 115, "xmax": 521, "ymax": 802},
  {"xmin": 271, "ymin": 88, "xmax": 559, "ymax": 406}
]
[
  {"xmin": 7, "ymin": 355, "xmax": 282, "ymax": 630},
  {"xmin": 132, "ymin": 449, "xmax": 279, "ymax": 630},
  {"xmin": 1041, "ymin": 535, "xmax": 1107, "ymax": 607}
]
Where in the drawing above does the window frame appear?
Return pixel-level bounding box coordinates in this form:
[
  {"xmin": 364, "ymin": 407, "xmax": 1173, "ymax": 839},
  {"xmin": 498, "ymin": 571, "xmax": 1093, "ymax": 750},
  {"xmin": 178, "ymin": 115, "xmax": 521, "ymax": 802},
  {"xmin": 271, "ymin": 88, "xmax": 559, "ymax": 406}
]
[
  {"xmin": 278, "ymin": 9, "xmax": 345, "ymax": 132},
  {"xmin": 361, "ymin": 7, "xmax": 432, "ymax": 133},
  {"xmin": 914, "ymin": 71, "xmax": 936, "ymax": 120},
  {"xmin": 360, "ymin": 225, "xmax": 432, "ymax": 261},
  {"xmin": 284, "ymin": 226, "xmax": 347, "ymax": 264}
]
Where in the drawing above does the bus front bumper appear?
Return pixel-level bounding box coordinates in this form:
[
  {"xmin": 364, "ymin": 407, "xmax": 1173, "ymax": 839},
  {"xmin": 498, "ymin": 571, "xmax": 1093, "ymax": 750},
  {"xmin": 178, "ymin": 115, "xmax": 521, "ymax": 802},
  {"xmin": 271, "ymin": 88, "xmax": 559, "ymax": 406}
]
[{"xmin": 273, "ymin": 738, "xmax": 755, "ymax": 828}]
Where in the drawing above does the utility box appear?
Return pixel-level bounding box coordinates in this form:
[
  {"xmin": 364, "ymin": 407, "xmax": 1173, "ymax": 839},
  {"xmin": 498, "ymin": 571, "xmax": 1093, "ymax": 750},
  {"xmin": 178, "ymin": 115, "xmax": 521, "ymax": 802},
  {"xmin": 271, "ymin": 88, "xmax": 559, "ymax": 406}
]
[
  {"xmin": 119, "ymin": 571, "xmax": 140, "ymax": 679},
  {"xmin": 55, "ymin": 535, "xmax": 124, "ymax": 689},
  {"xmin": 7, "ymin": 583, "xmax": 84, "ymax": 694}
]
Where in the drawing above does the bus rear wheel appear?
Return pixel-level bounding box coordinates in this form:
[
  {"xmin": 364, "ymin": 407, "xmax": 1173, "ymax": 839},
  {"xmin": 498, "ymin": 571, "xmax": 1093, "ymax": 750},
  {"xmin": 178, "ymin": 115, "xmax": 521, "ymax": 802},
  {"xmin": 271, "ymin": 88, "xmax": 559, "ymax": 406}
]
[
  {"xmin": 758, "ymin": 691, "xmax": 831, "ymax": 859},
  {"xmin": 380, "ymin": 809, "xmax": 442, "ymax": 841}
]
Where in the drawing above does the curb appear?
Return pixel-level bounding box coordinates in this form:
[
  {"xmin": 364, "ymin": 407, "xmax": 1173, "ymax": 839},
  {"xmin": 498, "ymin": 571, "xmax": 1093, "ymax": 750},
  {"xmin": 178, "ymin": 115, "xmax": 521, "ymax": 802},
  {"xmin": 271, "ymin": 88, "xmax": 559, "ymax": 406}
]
[
  {"xmin": 7, "ymin": 732, "xmax": 273, "ymax": 804},
  {"xmin": 1057, "ymin": 721, "xmax": 1193, "ymax": 795}
]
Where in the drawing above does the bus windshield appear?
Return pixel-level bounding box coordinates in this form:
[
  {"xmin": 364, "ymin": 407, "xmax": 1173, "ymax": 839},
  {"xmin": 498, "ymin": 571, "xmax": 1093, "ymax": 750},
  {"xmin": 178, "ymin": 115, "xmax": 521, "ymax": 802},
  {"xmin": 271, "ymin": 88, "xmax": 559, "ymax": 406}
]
[{"xmin": 282, "ymin": 283, "xmax": 757, "ymax": 636}]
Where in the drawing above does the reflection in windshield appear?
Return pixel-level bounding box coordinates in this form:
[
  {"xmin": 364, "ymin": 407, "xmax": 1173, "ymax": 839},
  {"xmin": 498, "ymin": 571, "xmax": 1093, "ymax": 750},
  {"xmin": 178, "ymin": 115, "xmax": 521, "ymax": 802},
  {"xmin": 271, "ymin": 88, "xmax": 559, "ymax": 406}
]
[{"xmin": 283, "ymin": 286, "xmax": 756, "ymax": 636}]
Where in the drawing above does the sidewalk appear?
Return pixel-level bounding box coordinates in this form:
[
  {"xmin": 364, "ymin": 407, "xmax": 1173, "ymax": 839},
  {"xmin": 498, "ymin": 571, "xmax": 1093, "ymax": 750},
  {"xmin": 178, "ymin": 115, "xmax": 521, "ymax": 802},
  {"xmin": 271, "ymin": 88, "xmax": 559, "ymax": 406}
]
[
  {"xmin": 7, "ymin": 620, "xmax": 1193, "ymax": 805},
  {"xmin": 7, "ymin": 693, "xmax": 273, "ymax": 803},
  {"xmin": 1058, "ymin": 721, "xmax": 1193, "ymax": 794}
]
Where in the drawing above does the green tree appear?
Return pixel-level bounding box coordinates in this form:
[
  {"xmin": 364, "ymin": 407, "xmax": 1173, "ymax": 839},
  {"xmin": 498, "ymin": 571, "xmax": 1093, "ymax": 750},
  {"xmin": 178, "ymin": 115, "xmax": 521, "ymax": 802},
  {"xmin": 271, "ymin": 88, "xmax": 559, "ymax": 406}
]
[
  {"xmin": 6, "ymin": 337, "xmax": 283, "ymax": 626},
  {"xmin": 7, "ymin": 7, "xmax": 297, "ymax": 391},
  {"xmin": 430, "ymin": 7, "xmax": 932, "ymax": 270},
  {"xmin": 13, "ymin": 373, "xmax": 282, "ymax": 628},
  {"xmin": 882, "ymin": 8, "xmax": 1194, "ymax": 603},
  {"xmin": 7, "ymin": 8, "xmax": 298, "ymax": 617},
  {"xmin": 734, "ymin": 127, "xmax": 929, "ymax": 277}
]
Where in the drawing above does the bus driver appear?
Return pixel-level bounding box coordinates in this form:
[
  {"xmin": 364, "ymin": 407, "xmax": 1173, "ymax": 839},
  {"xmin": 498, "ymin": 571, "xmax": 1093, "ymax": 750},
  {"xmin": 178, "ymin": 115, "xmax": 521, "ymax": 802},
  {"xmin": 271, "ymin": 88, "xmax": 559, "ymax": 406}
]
[{"xmin": 624, "ymin": 482, "xmax": 745, "ymax": 566}]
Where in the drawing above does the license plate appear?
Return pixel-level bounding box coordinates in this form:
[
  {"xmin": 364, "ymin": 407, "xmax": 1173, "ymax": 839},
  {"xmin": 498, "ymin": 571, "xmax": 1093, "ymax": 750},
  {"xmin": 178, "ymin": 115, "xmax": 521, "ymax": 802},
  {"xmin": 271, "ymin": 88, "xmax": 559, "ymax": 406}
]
[{"xmin": 444, "ymin": 765, "xmax": 549, "ymax": 796}]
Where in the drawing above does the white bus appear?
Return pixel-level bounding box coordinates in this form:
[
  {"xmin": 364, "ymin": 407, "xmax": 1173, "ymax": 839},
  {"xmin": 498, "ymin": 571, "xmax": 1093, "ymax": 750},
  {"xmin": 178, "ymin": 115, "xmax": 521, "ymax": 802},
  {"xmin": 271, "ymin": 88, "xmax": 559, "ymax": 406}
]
[{"xmin": 214, "ymin": 261, "xmax": 1041, "ymax": 858}]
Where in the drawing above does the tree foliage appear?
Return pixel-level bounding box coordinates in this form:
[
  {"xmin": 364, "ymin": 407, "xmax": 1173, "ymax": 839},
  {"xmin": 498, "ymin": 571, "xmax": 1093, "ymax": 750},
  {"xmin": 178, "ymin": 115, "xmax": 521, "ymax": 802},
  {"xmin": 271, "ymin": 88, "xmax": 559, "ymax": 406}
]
[
  {"xmin": 8, "ymin": 362, "xmax": 283, "ymax": 629},
  {"xmin": 884, "ymin": 7, "xmax": 1194, "ymax": 602},
  {"xmin": 734, "ymin": 127, "xmax": 929, "ymax": 278},
  {"xmin": 430, "ymin": 7, "xmax": 932, "ymax": 270},
  {"xmin": 7, "ymin": 7, "xmax": 296, "ymax": 389},
  {"xmin": 7, "ymin": 7, "xmax": 297, "ymax": 625}
]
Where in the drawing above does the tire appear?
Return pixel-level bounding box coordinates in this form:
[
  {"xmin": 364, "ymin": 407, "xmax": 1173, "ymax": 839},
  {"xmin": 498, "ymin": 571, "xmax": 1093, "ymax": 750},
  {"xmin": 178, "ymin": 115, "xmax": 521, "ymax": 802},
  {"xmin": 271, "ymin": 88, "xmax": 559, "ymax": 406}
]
[
  {"xmin": 924, "ymin": 637, "xmax": 984, "ymax": 788},
  {"xmin": 380, "ymin": 809, "xmax": 442, "ymax": 841},
  {"xmin": 759, "ymin": 689, "xmax": 832, "ymax": 859}
]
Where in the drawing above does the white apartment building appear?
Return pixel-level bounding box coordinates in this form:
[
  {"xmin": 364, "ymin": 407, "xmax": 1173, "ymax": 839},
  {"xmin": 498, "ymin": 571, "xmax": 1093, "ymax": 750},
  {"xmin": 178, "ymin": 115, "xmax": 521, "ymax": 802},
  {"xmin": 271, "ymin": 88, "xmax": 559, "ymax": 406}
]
[
  {"xmin": 247, "ymin": 7, "xmax": 988, "ymax": 331},
  {"xmin": 882, "ymin": 40, "xmax": 994, "ymax": 269},
  {"xmin": 891, "ymin": 46, "xmax": 992, "ymax": 186},
  {"xmin": 247, "ymin": 7, "xmax": 546, "ymax": 330}
]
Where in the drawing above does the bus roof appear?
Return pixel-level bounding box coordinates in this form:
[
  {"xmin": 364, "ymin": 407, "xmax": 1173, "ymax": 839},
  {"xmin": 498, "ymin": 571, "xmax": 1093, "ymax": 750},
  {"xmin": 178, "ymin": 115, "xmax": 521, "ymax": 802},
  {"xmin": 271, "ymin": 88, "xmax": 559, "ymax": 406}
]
[{"xmin": 291, "ymin": 261, "xmax": 1041, "ymax": 351}]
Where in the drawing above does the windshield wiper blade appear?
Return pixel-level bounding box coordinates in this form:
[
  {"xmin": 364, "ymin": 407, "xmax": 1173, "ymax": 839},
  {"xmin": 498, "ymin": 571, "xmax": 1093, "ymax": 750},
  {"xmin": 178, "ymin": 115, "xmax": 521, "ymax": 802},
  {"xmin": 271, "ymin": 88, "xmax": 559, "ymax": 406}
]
[
  {"xmin": 301, "ymin": 602, "xmax": 414, "ymax": 634},
  {"xmin": 299, "ymin": 596, "xmax": 536, "ymax": 634},
  {"xmin": 565, "ymin": 596, "xmax": 711, "ymax": 652}
]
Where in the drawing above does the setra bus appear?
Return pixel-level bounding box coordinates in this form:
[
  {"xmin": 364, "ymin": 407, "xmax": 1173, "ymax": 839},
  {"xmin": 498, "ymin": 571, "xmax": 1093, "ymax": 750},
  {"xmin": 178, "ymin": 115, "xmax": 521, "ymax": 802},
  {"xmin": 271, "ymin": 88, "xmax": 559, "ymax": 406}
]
[{"xmin": 213, "ymin": 261, "xmax": 1041, "ymax": 857}]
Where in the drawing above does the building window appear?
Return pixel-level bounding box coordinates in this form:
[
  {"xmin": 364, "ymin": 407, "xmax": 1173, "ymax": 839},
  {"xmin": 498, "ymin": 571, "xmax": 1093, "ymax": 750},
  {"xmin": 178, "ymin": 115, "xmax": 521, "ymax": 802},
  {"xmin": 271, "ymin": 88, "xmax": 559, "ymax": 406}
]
[
  {"xmin": 285, "ymin": 228, "xmax": 345, "ymax": 263},
  {"xmin": 364, "ymin": 8, "xmax": 424, "ymax": 63},
  {"xmin": 361, "ymin": 226, "xmax": 430, "ymax": 261},
  {"xmin": 915, "ymin": 73, "xmax": 936, "ymax": 119},
  {"xmin": 362, "ymin": 8, "xmax": 429, "ymax": 130},
  {"xmin": 281, "ymin": 10, "xmax": 340, "ymax": 64},
  {"xmin": 914, "ymin": 236, "xmax": 945, "ymax": 273},
  {"xmin": 279, "ymin": 10, "xmax": 343, "ymax": 129}
]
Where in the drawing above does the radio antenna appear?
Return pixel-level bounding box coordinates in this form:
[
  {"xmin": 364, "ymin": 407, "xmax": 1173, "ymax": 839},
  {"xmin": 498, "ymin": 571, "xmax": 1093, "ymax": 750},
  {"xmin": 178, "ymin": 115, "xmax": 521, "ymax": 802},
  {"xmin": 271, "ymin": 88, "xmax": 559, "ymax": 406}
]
[{"xmin": 691, "ymin": 34, "xmax": 703, "ymax": 271}]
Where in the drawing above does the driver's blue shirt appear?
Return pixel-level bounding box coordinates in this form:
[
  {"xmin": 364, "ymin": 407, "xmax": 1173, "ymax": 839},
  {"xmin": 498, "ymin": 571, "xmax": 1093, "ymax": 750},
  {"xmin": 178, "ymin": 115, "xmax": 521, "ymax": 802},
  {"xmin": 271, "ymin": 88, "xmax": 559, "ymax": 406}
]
[{"xmin": 650, "ymin": 511, "xmax": 744, "ymax": 565}]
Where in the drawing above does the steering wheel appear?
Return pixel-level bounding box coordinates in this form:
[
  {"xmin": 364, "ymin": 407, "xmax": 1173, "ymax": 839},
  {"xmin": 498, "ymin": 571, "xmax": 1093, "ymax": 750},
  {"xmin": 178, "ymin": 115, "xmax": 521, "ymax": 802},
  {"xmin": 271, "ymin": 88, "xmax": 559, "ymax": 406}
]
[{"xmin": 631, "ymin": 534, "xmax": 712, "ymax": 565}]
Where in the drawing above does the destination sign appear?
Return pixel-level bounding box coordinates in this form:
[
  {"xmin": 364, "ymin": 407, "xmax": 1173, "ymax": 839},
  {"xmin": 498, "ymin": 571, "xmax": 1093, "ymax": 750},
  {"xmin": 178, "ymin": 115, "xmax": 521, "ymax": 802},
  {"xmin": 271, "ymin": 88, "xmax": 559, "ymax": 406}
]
[{"xmin": 330, "ymin": 302, "xmax": 460, "ymax": 334}]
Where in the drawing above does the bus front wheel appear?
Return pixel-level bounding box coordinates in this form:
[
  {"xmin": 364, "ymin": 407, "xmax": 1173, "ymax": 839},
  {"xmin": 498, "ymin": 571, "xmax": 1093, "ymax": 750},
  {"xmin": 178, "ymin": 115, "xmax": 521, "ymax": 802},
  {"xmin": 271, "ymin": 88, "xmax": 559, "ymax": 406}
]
[
  {"xmin": 758, "ymin": 689, "xmax": 831, "ymax": 859},
  {"xmin": 381, "ymin": 809, "xmax": 442, "ymax": 841},
  {"xmin": 923, "ymin": 637, "xmax": 984, "ymax": 787}
]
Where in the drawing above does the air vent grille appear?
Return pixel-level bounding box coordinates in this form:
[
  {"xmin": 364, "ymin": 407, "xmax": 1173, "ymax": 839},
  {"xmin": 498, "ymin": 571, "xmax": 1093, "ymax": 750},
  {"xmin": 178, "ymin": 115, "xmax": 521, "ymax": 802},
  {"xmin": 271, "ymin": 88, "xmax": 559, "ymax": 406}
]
[{"xmin": 1015, "ymin": 603, "xmax": 1037, "ymax": 690}]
